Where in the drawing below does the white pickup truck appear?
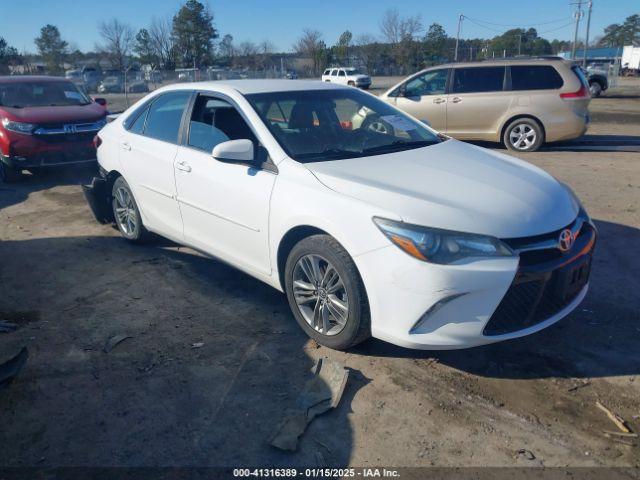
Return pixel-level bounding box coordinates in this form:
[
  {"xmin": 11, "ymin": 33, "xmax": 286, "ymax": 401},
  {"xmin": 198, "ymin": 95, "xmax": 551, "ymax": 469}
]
[{"xmin": 321, "ymin": 67, "xmax": 371, "ymax": 89}]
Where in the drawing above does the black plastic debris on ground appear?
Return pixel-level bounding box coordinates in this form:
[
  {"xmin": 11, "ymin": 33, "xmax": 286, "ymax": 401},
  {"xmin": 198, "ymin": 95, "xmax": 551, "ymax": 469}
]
[
  {"xmin": 104, "ymin": 334, "xmax": 132, "ymax": 353},
  {"xmin": 270, "ymin": 358, "xmax": 349, "ymax": 451},
  {"xmin": 0, "ymin": 321, "xmax": 18, "ymax": 333},
  {"xmin": 0, "ymin": 347, "xmax": 28, "ymax": 389}
]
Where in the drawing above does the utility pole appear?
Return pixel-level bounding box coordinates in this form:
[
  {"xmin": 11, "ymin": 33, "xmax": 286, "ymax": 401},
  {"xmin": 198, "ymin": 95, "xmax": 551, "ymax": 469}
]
[
  {"xmin": 454, "ymin": 14, "xmax": 463, "ymax": 61},
  {"xmin": 571, "ymin": 1, "xmax": 583, "ymax": 59},
  {"xmin": 517, "ymin": 33, "xmax": 522, "ymax": 56},
  {"xmin": 583, "ymin": 1, "xmax": 593, "ymax": 67}
]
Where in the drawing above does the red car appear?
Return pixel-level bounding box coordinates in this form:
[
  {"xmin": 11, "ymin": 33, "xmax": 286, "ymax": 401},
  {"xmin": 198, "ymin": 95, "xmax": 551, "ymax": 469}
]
[{"xmin": 0, "ymin": 76, "xmax": 107, "ymax": 182}]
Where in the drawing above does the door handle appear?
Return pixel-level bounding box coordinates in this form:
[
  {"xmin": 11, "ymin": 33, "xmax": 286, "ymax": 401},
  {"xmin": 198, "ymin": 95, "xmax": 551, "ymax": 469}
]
[
  {"xmin": 451, "ymin": 97, "xmax": 462, "ymax": 103},
  {"xmin": 121, "ymin": 142, "xmax": 131, "ymax": 151},
  {"xmin": 433, "ymin": 98, "xmax": 446, "ymax": 104},
  {"xmin": 176, "ymin": 161, "xmax": 191, "ymax": 172}
]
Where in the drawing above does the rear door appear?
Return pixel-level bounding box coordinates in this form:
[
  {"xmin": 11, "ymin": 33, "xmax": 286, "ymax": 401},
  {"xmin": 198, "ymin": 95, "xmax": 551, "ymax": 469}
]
[
  {"xmin": 391, "ymin": 68, "xmax": 449, "ymax": 131},
  {"xmin": 120, "ymin": 90, "xmax": 192, "ymax": 239},
  {"xmin": 445, "ymin": 66, "xmax": 511, "ymax": 140}
]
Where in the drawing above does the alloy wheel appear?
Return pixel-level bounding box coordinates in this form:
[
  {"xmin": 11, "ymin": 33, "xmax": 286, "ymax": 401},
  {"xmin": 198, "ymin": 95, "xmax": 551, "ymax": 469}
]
[
  {"xmin": 509, "ymin": 123, "xmax": 537, "ymax": 150},
  {"xmin": 114, "ymin": 186, "xmax": 137, "ymax": 235},
  {"xmin": 292, "ymin": 254, "xmax": 349, "ymax": 336}
]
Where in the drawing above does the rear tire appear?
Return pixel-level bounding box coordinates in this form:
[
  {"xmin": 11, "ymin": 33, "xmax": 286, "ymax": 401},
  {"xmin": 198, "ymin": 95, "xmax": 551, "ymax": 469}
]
[
  {"xmin": 284, "ymin": 234, "xmax": 371, "ymax": 350},
  {"xmin": 503, "ymin": 118, "xmax": 544, "ymax": 152},
  {"xmin": 111, "ymin": 176, "xmax": 150, "ymax": 243},
  {"xmin": 348, "ymin": 81, "xmax": 355, "ymax": 87},
  {"xmin": 0, "ymin": 162, "xmax": 21, "ymax": 183}
]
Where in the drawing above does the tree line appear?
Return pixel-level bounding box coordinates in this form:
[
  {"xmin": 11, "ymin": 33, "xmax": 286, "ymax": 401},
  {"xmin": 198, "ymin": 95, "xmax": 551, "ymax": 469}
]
[{"xmin": 0, "ymin": 3, "xmax": 638, "ymax": 76}]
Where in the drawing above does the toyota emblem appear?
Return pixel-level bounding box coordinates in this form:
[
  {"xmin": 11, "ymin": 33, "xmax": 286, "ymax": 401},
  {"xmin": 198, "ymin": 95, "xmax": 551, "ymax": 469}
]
[{"xmin": 558, "ymin": 229, "xmax": 574, "ymax": 252}]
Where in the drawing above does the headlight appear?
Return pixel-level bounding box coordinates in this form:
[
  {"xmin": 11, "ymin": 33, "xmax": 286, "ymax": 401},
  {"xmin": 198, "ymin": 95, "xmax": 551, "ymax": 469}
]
[
  {"xmin": 1, "ymin": 118, "xmax": 36, "ymax": 134},
  {"xmin": 373, "ymin": 217, "xmax": 515, "ymax": 264}
]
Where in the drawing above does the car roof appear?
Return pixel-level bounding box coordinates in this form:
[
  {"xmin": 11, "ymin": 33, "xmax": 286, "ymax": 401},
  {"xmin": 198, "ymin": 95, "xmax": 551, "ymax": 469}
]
[
  {"xmin": 163, "ymin": 79, "xmax": 348, "ymax": 95},
  {"xmin": 427, "ymin": 57, "xmax": 570, "ymax": 70},
  {"xmin": 0, "ymin": 75, "xmax": 73, "ymax": 84}
]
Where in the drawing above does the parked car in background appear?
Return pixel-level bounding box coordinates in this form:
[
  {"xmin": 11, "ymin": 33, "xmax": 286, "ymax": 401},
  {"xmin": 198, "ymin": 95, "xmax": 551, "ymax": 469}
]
[
  {"xmin": 284, "ymin": 70, "xmax": 298, "ymax": 80},
  {"xmin": 584, "ymin": 65, "xmax": 608, "ymax": 97},
  {"xmin": 380, "ymin": 58, "xmax": 591, "ymax": 152},
  {"xmin": 322, "ymin": 67, "xmax": 371, "ymax": 89},
  {"xmin": 0, "ymin": 76, "xmax": 107, "ymax": 182},
  {"xmin": 98, "ymin": 76, "xmax": 124, "ymax": 93},
  {"xmin": 127, "ymin": 80, "xmax": 149, "ymax": 93},
  {"xmin": 84, "ymin": 80, "xmax": 594, "ymax": 351}
]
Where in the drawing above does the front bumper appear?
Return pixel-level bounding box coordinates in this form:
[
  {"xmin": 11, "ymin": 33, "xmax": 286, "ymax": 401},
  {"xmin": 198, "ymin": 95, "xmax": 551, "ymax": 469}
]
[
  {"xmin": 354, "ymin": 220, "xmax": 595, "ymax": 350},
  {"xmin": 1, "ymin": 147, "xmax": 96, "ymax": 169}
]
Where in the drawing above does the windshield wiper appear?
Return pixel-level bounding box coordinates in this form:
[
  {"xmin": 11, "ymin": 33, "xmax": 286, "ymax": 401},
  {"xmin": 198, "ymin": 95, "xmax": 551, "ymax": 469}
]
[
  {"xmin": 362, "ymin": 139, "xmax": 438, "ymax": 154},
  {"xmin": 297, "ymin": 148, "xmax": 361, "ymax": 161}
]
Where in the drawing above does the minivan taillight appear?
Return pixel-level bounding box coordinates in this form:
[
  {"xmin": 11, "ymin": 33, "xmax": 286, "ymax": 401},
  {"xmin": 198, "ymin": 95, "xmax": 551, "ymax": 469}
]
[
  {"xmin": 560, "ymin": 85, "xmax": 589, "ymax": 99},
  {"xmin": 93, "ymin": 134, "xmax": 102, "ymax": 149}
]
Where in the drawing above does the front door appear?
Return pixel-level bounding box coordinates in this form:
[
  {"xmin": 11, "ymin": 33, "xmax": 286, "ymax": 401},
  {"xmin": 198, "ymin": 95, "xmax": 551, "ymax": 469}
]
[
  {"xmin": 391, "ymin": 69, "xmax": 448, "ymax": 131},
  {"xmin": 173, "ymin": 94, "xmax": 276, "ymax": 276}
]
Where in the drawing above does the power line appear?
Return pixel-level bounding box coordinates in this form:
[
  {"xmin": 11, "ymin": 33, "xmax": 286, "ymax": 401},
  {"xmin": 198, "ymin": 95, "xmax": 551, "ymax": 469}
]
[
  {"xmin": 463, "ymin": 16, "xmax": 572, "ymax": 28},
  {"xmin": 539, "ymin": 21, "xmax": 576, "ymax": 35}
]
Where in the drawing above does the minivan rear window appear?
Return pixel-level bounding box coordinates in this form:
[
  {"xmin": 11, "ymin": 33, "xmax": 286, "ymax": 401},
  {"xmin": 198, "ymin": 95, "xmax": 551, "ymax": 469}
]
[
  {"xmin": 510, "ymin": 65, "xmax": 564, "ymax": 91},
  {"xmin": 451, "ymin": 67, "xmax": 505, "ymax": 94}
]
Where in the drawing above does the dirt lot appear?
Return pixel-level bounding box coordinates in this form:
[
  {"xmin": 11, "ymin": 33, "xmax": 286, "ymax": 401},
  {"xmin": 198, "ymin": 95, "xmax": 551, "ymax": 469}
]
[{"xmin": 1, "ymin": 78, "xmax": 639, "ymax": 470}]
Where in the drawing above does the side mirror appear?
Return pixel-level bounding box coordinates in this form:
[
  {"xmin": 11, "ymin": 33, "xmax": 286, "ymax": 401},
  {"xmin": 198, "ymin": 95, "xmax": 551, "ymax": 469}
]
[
  {"xmin": 212, "ymin": 139, "xmax": 256, "ymax": 164},
  {"xmin": 94, "ymin": 97, "xmax": 107, "ymax": 107}
]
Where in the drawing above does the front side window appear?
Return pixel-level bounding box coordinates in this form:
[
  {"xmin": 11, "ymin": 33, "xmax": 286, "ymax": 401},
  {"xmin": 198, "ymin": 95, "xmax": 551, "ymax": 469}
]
[
  {"xmin": 338, "ymin": 70, "xmax": 346, "ymax": 77},
  {"xmin": 0, "ymin": 80, "xmax": 91, "ymax": 108},
  {"xmin": 187, "ymin": 95, "xmax": 257, "ymax": 152},
  {"xmin": 510, "ymin": 65, "xmax": 564, "ymax": 91},
  {"xmin": 247, "ymin": 88, "xmax": 440, "ymax": 163},
  {"xmin": 143, "ymin": 91, "xmax": 191, "ymax": 144},
  {"xmin": 451, "ymin": 67, "xmax": 505, "ymax": 94},
  {"xmin": 404, "ymin": 69, "xmax": 448, "ymax": 97}
]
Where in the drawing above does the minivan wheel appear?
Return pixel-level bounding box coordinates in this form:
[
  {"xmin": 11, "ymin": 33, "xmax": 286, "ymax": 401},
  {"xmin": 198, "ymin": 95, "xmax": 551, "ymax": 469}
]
[
  {"xmin": 503, "ymin": 118, "xmax": 544, "ymax": 152},
  {"xmin": 112, "ymin": 176, "xmax": 149, "ymax": 243},
  {"xmin": 284, "ymin": 234, "xmax": 371, "ymax": 350},
  {"xmin": 589, "ymin": 81, "xmax": 602, "ymax": 97},
  {"xmin": 0, "ymin": 162, "xmax": 20, "ymax": 183}
]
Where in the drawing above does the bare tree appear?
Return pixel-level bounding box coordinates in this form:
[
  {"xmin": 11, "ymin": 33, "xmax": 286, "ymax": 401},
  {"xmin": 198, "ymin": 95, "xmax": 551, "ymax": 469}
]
[
  {"xmin": 293, "ymin": 29, "xmax": 326, "ymax": 76},
  {"xmin": 380, "ymin": 8, "xmax": 402, "ymax": 44},
  {"xmin": 355, "ymin": 34, "xmax": 379, "ymax": 74},
  {"xmin": 149, "ymin": 17, "xmax": 174, "ymax": 69},
  {"xmin": 97, "ymin": 18, "xmax": 134, "ymax": 70}
]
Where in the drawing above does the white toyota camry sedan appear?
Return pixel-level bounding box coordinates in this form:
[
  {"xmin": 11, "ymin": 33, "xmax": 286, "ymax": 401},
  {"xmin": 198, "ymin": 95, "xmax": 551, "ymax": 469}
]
[{"xmin": 84, "ymin": 80, "xmax": 595, "ymax": 350}]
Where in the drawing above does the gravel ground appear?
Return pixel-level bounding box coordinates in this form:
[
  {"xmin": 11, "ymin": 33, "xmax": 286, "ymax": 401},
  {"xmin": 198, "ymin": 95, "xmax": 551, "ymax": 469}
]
[{"xmin": 0, "ymin": 79, "xmax": 639, "ymax": 469}]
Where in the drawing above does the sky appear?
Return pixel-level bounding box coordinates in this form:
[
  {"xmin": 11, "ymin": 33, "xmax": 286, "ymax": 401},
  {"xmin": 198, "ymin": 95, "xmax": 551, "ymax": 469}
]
[{"xmin": 0, "ymin": 0, "xmax": 637, "ymax": 54}]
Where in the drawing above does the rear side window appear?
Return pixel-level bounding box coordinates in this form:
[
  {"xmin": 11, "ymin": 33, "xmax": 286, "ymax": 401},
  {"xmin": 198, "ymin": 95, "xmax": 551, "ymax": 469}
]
[
  {"xmin": 451, "ymin": 67, "xmax": 505, "ymax": 94},
  {"xmin": 144, "ymin": 91, "xmax": 191, "ymax": 144},
  {"xmin": 510, "ymin": 65, "xmax": 564, "ymax": 90},
  {"xmin": 128, "ymin": 106, "xmax": 149, "ymax": 134}
]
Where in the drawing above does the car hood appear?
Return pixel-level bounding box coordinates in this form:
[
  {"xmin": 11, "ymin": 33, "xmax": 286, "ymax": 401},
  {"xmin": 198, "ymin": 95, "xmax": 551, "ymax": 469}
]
[
  {"xmin": 1, "ymin": 103, "xmax": 106, "ymax": 124},
  {"xmin": 305, "ymin": 139, "xmax": 579, "ymax": 239}
]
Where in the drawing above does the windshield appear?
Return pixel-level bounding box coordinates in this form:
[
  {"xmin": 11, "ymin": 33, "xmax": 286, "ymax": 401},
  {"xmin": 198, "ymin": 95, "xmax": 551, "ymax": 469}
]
[
  {"xmin": 0, "ymin": 80, "xmax": 91, "ymax": 108},
  {"xmin": 246, "ymin": 89, "xmax": 440, "ymax": 163}
]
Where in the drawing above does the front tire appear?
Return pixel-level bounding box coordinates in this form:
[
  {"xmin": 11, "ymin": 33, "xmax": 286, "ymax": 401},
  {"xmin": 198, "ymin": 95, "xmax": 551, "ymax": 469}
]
[
  {"xmin": 503, "ymin": 118, "xmax": 544, "ymax": 152},
  {"xmin": 112, "ymin": 176, "xmax": 149, "ymax": 243},
  {"xmin": 589, "ymin": 81, "xmax": 602, "ymax": 97},
  {"xmin": 284, "ymin": 235, "xmax": 370, "ymax": 350},
  {"xmin": 0, "ymin": 162, "xmax": 21, "ymax": 183}
]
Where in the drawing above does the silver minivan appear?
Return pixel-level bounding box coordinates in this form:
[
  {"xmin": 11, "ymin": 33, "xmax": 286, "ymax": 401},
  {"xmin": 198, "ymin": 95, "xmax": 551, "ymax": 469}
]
[{"xmin": 380, "ymin": 58, "xmax": 591, "ymax": 152}]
